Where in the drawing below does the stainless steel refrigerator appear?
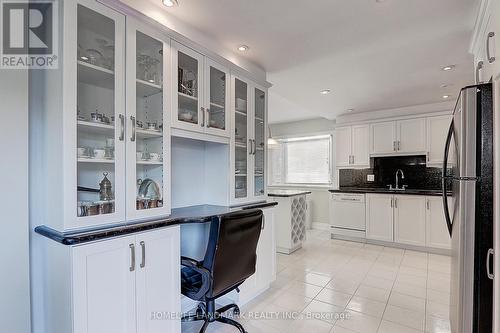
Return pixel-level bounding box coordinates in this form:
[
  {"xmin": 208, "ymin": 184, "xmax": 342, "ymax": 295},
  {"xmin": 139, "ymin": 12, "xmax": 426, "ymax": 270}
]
[{"xmin": 442, "ymin": 83, "xmax": 494, "ymax": 333}]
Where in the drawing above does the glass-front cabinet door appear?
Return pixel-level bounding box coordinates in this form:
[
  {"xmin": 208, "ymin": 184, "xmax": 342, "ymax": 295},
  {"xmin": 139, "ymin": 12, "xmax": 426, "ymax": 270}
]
[
  {"xmin": 233, "ymin": 76, "xmax": 251, "ymax": 200},
  {"xmin": 172, "ymin": 41, "xmax": 204, "ymax": 131},
  {"xmin": 74, "ymin": 1, "xmax": 125, "ymax": 227},
  {"xmin": 126, "ymin": 20, "xmax": 170, "ymax": 220},
  {"xmin": 204, "ymin": 59, "xmax": 230, "ymax": 137},
  {"xmin": 254, "ymin": 87, "xmax": 267, "ymax": 197}
]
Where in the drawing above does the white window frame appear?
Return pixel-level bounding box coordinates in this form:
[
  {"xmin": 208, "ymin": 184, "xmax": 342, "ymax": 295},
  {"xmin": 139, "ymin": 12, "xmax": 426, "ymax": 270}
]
[{"xmin": 268, "ymin": 134, "xmax": 334, "ymax": 187}]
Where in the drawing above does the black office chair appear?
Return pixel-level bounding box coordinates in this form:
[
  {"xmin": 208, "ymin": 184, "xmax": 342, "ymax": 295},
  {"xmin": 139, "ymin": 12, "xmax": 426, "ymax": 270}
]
[{"xmin": 180, "ymin": 209, "xmax": 263, "ymax": 333}]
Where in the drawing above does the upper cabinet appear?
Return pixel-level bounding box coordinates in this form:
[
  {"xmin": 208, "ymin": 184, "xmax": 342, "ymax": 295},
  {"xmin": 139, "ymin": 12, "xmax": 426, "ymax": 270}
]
[
  {"xmin": 231, "ymin": 75, "xmax": 268, "ymax": 204},
  {"xmin": 171, "ymin": 41, "xmax": 230, "ymax": 139},
  {"xmin": 336, "ymin": 125, "xmax": 369, "ymax": 167},
  {"xmin": 125, "ymin": 19, "xmax": 171, "ymax": 221},
  {"xmin": 426, "ymin": 115, "xmax": 452, "ymax": 167},
  {"xmin": 73, "ymin": 1, "xmax": 126, "ymax": 229},
  {"xmin": 370, "ymin": 119, "xmax": 426, "ymax": 155}
]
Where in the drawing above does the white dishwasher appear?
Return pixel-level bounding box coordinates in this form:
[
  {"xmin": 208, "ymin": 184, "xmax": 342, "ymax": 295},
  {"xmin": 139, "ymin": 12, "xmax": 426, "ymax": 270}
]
[{"xmin": 329, "ymin": 192, "xmax": 366, "ymax": 239}]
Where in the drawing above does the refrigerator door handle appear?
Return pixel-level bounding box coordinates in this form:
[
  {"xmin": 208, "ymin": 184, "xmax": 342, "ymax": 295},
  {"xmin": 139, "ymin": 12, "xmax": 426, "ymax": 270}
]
[
  {"xmin": 442, "ymin": 120, "xmax": 454, "ymax": 237},
  {"xmin": 487, "ymin": 248, "xmax": 494, "ymax": 280}
]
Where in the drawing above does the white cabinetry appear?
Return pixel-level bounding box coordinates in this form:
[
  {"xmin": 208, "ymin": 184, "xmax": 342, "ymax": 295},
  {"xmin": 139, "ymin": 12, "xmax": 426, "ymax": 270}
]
[
  {"xmin": 426, "ymin": 115, "xmax": 452, "ymax": 166},
  {"xmin": 426, "ymin": 196, "xmax": 452, "ymax": 249},
  {"xmin": 171, "ymin": 41, "xmax": 230, "ymax": 139},
  {"xmin": 394, "ymin": 195, "xmax": 426, "ymax": 246},
  {"xmin": 336, "ymin": 125, "xmax": 369, "ymax": 167},
  {"xmin": 366, "ymin": 194, "xmax": 394, "ymax": 242},
  {"xmin": 229, "ymin": 208, "xmax": 276, "ymax": 305},
  {"xmin": 397, "ymin": 118, "xmax": 426, "ymax": 153},
  {"xmin": 45, "ymin": 227, "xmax": 181, "ymax": 333},
  {"xmin": 370, "ymin": 122, "xmax": 397, "ymax": 154},
  {"xmin": 370, "ymin": 119, "xmax": 426, "ymax": 155},
  {"xmin": 231, "ymin": 76, "xmax": 268, "ymax": 204}
]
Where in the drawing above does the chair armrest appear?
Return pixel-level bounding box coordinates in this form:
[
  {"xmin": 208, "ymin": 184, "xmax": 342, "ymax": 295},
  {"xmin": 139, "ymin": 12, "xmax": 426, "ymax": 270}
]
[
  {"xmin": 180, "ymin": 256, "xmax": 211, "ymax": 299},
  {"xmin": 181, "ymin": 256, "xmax": 202, "ymax": 268}
]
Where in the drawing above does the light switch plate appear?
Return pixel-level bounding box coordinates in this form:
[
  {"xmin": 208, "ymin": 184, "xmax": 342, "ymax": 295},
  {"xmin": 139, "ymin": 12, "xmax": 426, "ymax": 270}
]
[{"xmin": 367, "ymin": 174, "xmax": 375, "ymax": 182}]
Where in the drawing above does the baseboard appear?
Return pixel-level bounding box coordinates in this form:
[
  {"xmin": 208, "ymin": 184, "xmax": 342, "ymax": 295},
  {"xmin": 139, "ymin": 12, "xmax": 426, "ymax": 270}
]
[{"xmin": 311, "ymin": 222, "xmax": 330, "ymax": 230}]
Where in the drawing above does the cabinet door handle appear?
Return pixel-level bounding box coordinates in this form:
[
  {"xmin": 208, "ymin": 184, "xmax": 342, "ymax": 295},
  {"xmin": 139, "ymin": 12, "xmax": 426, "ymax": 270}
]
[
  {"xmin": 487, "ymin": 32, "xmax": 496, "ymax": 64},
  {"xmin": 201, "ymin": 107, "xmax": 205, "ymax": 127},
  {"xmin": 253, "ymin": 140, "xmax": 257, "ymax": 155},
  {"xmin": 476, "ymin": 61, "xmax": 484, "ymax": 84},
  {"xmin": 140, "ymin": 241, "xmax": 146, "ymax": 269},
  {"xmin": 130, "ymin": 116, "xmax": 136, "ymax": 142},
  {"xmin": 248, "ymin": 139, "xmax": 252, "ymax": 155},
  {"xmin": 393, "ymin": 141, "xmax": 396, "ymax": 152},
  {"xmin": 397, "ymin": 141, "xmax": 401, "ymax": 151},
  {"xmin": 262, "ymin": 214, "xmax": 265, "ymax": 230},
  {"xmin": 426, "ymin": 199, "xmax": 430, "ymax": 210},
  {"xmin": 390, "ymin": 197, "xmax": 393, "ymax": 208},
  {"xmin": 129, "ymin": 244, "xmax": 135, "ymax": 272},
  {"xmin": 119, "ymin": 114, "xmax": 125, "ymax": 141},
  {"xmin": 487, "ymin": 248, "xmax": 494, "ymax": 280},
  {"xmin": 394, "ymin": 198, "xmax": 398, "ymax": 208},
  {"xmin": 206, "ymin": 108, "xmax": 210, "ymax": 128}
]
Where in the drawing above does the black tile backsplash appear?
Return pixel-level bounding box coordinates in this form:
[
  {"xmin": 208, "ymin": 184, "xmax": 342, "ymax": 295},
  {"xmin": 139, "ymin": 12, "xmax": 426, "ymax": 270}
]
[{"xmin": 339, "ymin": 156, "xmax": 446, "ymax": 190}]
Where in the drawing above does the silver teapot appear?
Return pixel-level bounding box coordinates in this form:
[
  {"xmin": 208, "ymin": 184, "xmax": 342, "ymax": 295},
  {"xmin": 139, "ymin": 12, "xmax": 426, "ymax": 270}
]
[{"xmin": 99, "ymin": 172, "xmax": 114, "ymax": 201}]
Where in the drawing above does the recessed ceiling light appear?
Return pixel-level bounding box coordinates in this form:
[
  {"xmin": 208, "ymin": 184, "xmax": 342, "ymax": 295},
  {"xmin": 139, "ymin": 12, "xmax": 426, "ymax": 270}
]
[
  {"xmin": 162, "ymin": 0, "xmax": 179, "ymax": 7},
  {"xmin": 320, "ymin": 89, "xmax": 331, "ymax": 95},
  {"xmin": 442, "ymin": 65, "xmax": 455, "ymax": 71},
  {"xmin": 442, "ymin": 95, "xmax": 451, "ymax": 99},
  {"xmin": 440, "ymin": 83, "xmax": 450, "ymax": 88},
  {"xmin": 238, "ymin": 45, "xmax": 249, "ymax": 52}
]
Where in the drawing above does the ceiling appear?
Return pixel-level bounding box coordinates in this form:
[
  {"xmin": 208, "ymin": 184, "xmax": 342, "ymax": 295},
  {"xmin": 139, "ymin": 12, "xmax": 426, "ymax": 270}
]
[{"xmin": 144, "ymin": 0, "xmax": 480, "ymax": 123}]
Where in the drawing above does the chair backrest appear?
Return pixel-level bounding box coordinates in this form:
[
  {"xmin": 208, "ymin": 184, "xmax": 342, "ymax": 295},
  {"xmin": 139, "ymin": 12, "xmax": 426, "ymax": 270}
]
[{"xmin": 203, "ymin": 209, "xmax": 263, "ymax": 298}]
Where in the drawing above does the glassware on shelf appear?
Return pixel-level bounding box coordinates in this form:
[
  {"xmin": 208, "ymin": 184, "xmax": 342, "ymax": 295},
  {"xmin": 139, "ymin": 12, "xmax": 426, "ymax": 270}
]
[{"xmin": 85, "ymin": 48, "xmax": 104, "ymax": 67}]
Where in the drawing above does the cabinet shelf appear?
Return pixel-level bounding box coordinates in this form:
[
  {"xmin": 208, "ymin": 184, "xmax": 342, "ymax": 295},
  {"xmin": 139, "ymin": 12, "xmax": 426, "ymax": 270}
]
[
  {"xmin": 77, "ymin": 120, "xmax": 114, "ymax": 136},
  {"xmin": 136, "ymin": 79, "xmax": 162, "ymax": 97},
  {"xmin": 136, "ymin": 128, "xmax": 163, "ymax": 139},
  {"xmin": 178, "ymin": 92, "xmax": 198, "ymax": 101},
  {"xmin": 77, "ymin": 60, "xmax": 114, "ymax": 90},
  {"xmin": 210, "ymin": 102, "xmax": 225, "ymax": 109},
  {"xmin": 78, "ymin": 158, "xmax": 115, "ymax": 164},
  {"xmin": 255, "ymin": 117, "xmax": 264, "ymax": 122},
  {"xmin": 235, "ymin": 174, "xmax": 247, "ymax": 177},
  {"xmin": 235, "ymin": 142, "xmax": 247, "ymax": 149},
  {"xmin": 137, "ymin": 160, "xmax": 163, "ymax": 166},
  {"xmin": 235, "ymin": 110, "xmax": 247, "ymax": 117}
]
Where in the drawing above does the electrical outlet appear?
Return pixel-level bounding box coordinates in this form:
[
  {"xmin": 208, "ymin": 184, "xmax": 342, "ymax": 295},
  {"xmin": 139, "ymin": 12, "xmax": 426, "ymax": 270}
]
[{"xmin": 367, "ymin": 174, "xmax": 375, "ymax": 182}]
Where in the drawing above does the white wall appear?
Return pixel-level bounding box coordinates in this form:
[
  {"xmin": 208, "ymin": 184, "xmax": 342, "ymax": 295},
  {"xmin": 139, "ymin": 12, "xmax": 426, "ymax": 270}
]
[
  {"xmin": 0, "ymin": 70, "xmax": 31, "ymax": 332},
  {"xmin": 269, "ymin": 118, "xmax": 335, "ymax": 229}
]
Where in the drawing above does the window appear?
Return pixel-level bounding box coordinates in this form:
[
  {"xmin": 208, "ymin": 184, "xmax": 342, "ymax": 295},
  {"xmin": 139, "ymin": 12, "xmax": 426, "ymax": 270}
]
[{"xmin": 268, "ymin": 135, "xmax": 332, "ymax": 186}]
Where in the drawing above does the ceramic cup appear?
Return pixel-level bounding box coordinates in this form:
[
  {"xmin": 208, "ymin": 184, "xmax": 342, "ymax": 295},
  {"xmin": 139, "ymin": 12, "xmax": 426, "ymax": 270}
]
[
  {"xmin": 106, "ymin": 138, "xmax": 114, "ymax": 148},
  {"xmin": 94, "ymin": 148, "xmax": 106, "ymax": 159},
  {"xmin": 149, "ymin": 153, "xmax": 161, "ymax": 161},
  {"xmin": 77, "ymin": 147, "xmax": 87, "ymax": 158}
]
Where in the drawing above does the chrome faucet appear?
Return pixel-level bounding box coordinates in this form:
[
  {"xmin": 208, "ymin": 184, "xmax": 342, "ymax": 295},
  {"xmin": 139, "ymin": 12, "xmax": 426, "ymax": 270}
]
[{"xmin": 395, "ymin": 169, "xmax": 405, "ymax": 190}]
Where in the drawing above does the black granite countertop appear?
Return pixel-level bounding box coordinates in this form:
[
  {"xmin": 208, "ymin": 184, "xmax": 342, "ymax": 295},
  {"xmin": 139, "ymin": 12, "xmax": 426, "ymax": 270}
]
[
  {"xmin": 268, "ymin": 190, "xmax": 312, "ymax": 197},
  {"xmin": 35, "ymin": 202, "xmax": 278, "ymax": 245},
  {"xmin": 329, "ymin": 187, "xmax": 450, "ymax": 197}
]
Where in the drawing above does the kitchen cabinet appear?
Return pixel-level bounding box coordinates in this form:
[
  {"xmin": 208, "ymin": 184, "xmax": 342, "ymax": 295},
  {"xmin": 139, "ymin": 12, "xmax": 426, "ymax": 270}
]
[
  {"xmin": 366, "ymin": 194, "xmax": 394, "ymax": 242},
  {"xmin": 229, "ymin": 208, "xmax": 276, "ymax": 305},
  {"xmin": 72, "ymin": 227, "xmax": 181, "ymax": 333},
  {"xmin": 272, "ymin": 193, "xmax": 308, "ymax": 254},
  {"xmin": 125, "ymin": 19, "xmax": 171, "ymax": 221},
  {"xmin": 426, "ymin": 196, "xmax": 452, "ymax": 250},
  {"xmin": 394, "ymin": 195, "xmax": 426, "ymax": 246},
  {"xmin": 397, "ymin": 118, "xmax": 426, "ymax": 153},
  {"xmin": 370, "ymin": 119, "xmax": 426, "ymax": 155},
  {"xmin": 231, "ymin": 75, "xmax": 268, "ymax": 204},
  {"xmin": 426, "ymin": 115, "xmax": 452, "ymax": 166},
  {"xmin": 336, "ymin": 125, "xmax": 369, "ymax": 167},
  {"xmin": 171, "ymin": 41, "xmax": 230, "ymax": 138}
]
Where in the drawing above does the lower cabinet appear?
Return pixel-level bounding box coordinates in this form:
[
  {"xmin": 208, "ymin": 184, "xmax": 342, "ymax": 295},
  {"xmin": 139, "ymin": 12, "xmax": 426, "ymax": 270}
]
[
  {"xmin": 366, "ymin": 194, "xmax": 394, "ymax": 242},
  {"xmin": 229, "ymin": 208, "xmax": 276, "ymax": 305},
  {"xmin": 394, "ymin": 196, "xmax": 426, "ymax": 246},
  {"xmin": 426, "ymin": 196, "xmax": 452, "ymax": 249},
  {"xmin": 366, "ymin": 194, "xmax": 450, "ymax": 250},
  {"xmin": 71, "ymin": 227, "xmax": 181, "ymax": 333}
]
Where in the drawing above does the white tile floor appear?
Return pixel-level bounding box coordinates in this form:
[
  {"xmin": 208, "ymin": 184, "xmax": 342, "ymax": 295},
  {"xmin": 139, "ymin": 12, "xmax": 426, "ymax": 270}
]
[{"xmin": 182, "ymin": 230, "xmax": 452, "ymax": 333}]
